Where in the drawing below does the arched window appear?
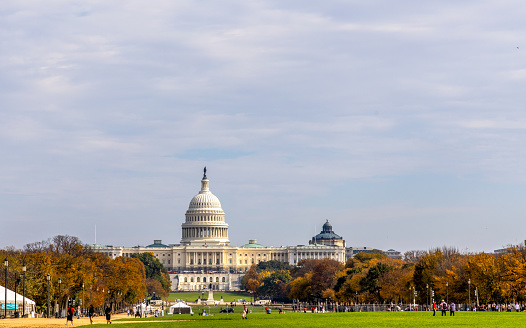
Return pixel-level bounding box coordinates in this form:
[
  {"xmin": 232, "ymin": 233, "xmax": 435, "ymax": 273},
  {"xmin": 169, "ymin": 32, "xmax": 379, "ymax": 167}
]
[
  {"xmin": 203, "ymin": 277, "xmax": 207, "ymax": 282},
  {"xmin": 216, "ymin": 277, "xmax": 219, "ymax": 282},
  {"xmin": 197, "ymin": 277, "xmax": 200, "ymax": 282},
  {"xmin": 191, "ymin": 277, "xmax": 194, "ymax": 282},
  {"xmin": 184, "ymin": 277, "xmax": 187, "ymax": 282},
  {"xmin": 222, "ymin": 277, "xmax": 226, "ymax": 282}
]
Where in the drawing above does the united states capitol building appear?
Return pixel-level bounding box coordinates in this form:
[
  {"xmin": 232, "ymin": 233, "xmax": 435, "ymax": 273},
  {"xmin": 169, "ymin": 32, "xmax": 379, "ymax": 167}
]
[{"xmin": 94, "ymin": 168, "xmax": 397, "ymax": 291}]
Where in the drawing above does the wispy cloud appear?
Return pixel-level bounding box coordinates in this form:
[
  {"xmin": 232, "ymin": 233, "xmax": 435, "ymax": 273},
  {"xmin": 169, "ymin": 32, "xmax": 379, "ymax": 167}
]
[{"xmin": 1, "ymin": 1, "xmax": 526, "ymax": 252}]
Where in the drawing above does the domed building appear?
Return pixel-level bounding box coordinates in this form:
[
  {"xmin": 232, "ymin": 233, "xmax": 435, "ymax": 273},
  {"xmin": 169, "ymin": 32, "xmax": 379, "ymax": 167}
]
[
  {"xmin": 309, "ymin": 219, "xmax": 346, "ymax": 248},
  {"xmin": 181, "ymin": 167, "xmax": 229, "ymax": 246},
  {"xmin": 92, "ymin": 168, "xmax": 347, "ymax": 291}
]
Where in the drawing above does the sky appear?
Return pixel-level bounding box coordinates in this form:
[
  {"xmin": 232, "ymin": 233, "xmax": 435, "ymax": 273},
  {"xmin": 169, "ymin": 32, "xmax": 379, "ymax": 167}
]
[{"xmin": 2, "ymin": 1, "xmax": 526, "ymax": 254}]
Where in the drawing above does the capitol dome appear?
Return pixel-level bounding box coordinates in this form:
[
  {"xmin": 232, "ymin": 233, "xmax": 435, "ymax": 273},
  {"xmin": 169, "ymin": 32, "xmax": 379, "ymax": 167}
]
[
  {"xmin": 180, "ymin": 168, "xmax": 230, "ymax": 246},
  {"xmin": 189, "ymin": 192, "xmax": 222, "ymax": 209}
]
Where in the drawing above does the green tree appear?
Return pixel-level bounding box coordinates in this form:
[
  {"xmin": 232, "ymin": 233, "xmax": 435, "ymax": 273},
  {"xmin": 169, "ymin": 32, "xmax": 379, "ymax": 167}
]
[
  {"xmin": 257, "ymin": 260, "xmax": 294, "ymax": 272},
  {"xmin": 259, "ymin": 271, "xmax": 292, "ymax": 301},
  {"xmin": 360, "ymin": 262, "xmax": 390, "ymax": 302}
]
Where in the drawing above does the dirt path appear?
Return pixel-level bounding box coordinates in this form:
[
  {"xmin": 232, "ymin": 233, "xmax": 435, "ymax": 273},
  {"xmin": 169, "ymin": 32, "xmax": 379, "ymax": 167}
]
[{"xmin": 0, "ymin": 313, "xmax": 129, "ymax": 327}]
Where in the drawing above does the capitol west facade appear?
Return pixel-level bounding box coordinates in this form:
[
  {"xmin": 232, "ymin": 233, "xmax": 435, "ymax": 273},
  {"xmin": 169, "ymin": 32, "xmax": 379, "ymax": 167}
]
[{"xmin": 94, "ymin": 169, "xmax": 346, "ymax": 291}]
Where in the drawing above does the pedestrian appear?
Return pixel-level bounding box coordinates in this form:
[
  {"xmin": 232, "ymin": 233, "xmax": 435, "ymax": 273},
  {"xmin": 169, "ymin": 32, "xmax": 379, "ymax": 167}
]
[
  {"xmin": 88, "ymin": 305, "xmax": 95, "ymax": 325},
  {"xmin": 242, "ymin": 305, "xmax": 247, "ymax": 319},
  {"xmin": 440, "ymin": 300, "xmax": 447, "ymax": 316},
  {"xmin": 432, "ymin": 301, "xmax": 437, "ymax": 316},
  {"xmin": 105, "ymin": 305, "xmax": 112, "ymax": 324},
  {"xmin": 449, "ymin": 302, "xmax": 455, "ymax": 316},
  {"xmin": 66, "ymin": 304, "xmax": 75, "ymax": 326}
]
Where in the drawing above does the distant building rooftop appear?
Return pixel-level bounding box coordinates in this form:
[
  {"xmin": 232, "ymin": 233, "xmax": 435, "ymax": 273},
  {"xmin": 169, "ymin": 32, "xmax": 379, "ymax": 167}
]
[
  {"xmin": 240, "ymin": 240, "xmax": 266, "ymax": 248},
  {"xmin": 146, "ymin": 240, "xmax": 169, "ymax": 248}
]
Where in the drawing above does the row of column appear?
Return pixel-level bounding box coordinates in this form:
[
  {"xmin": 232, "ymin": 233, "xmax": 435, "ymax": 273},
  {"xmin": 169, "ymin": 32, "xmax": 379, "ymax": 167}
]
[
  {"xmin": 190, "ymin": 215, "xmax": 224, "ymax": 222},
  {"xmin": 187, "ymin": 252, "xmax": 223, "ymax": 265},
  {"xmin": 183, "ymin": 227, "xmax": 228, "ymax": 239}
]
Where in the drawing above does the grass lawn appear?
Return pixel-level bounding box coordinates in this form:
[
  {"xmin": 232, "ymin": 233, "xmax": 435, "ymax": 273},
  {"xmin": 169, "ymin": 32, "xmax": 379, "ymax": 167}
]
[
  {"xmin": 167, "ymin": 291, "xmax": 251, "ymax": 302},
  {"xmin": 95, "ymin": 311, "xmax": 526, "ymax": 328}
]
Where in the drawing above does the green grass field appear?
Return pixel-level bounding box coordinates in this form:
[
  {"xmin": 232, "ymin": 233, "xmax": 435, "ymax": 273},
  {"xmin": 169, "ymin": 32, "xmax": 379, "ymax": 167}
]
[
  {"xmin": 167, "ymin": 291, "xmax": 251, "ymax": 302},
  {"xmin": 95, "ymin": 311, "xmax": 526, "ymax": 328}
]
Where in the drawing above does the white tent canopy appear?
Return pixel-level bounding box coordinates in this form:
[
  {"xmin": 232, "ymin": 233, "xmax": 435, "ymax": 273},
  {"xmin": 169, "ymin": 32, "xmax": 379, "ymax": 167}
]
[
  {"xmin": 0, "ymin": 285, "xmax": 35, "ymax": 305},
  {"xmin": 171, "ymin": 301, "xmax": 191, "ymax": 308},
  {"xmin": 169, "ymin": 302, "xmax": 193, "ymax": 314}
]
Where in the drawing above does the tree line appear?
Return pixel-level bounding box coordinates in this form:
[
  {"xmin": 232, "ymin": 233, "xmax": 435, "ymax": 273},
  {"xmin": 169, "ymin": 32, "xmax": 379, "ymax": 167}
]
[
  {"xmin": 0, "ymin": 235, "xmax": 170, "ymax": 314},
  {"xmin": 242, "ymin": 246, "xmax": 526, "ymax": 305}
]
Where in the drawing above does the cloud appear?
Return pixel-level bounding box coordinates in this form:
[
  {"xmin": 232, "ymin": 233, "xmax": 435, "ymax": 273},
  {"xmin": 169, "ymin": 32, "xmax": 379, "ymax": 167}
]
[{"xmin": 2, "ymin": 1, "xmax": 526, "ymax": 253}]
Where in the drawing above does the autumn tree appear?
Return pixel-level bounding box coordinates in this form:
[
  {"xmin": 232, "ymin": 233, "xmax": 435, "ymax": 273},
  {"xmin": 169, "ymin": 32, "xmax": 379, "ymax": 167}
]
[
  {"xmin": 130, "ymin": 252, "xmax": 171, "ymax": 296},
  {"xmin": 288, "ymin": 259, "xmax": 343, "ymax": 301},
  {"xmin": 1, "ymin": 235, "xmax": 149, "ymax": 313},
  {"xmin": 465, "ymin": 252, "xmax": 501, "ymax": 303},
  {"xmin": 288, "ymin": 274, "xmax": 312, "ymax": 301},
  {"xmin": 498, "ymin": 246, "xmax": 526, "ymax": 302},
  {"xmin": 259, "ymin": 271, "xmax": 292, "ymax": 301},
  {"xmin": 241, "ymin": 265, "xmax": 262, "ymax": 298}
]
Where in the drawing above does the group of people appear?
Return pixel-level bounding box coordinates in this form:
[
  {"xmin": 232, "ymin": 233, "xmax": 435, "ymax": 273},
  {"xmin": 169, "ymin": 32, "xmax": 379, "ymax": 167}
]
[
  {"xmin": 86, "ymin": 304, "xmax": 112, "ymax": 325},
  {"xmin": 432, "ymin": 300, "xmax": 456, "ymax": 316},
  {"xmin": 55, "ymin": 304, "xmax": 113, "ymax": 325}
]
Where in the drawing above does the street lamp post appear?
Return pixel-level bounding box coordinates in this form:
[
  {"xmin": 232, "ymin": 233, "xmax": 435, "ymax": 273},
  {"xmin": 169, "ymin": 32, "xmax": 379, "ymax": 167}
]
[
  {"xmin": 14, "ymin": 274, "xmax": 20, "ymax": 318},
  {"xmin": 22, "ymin": 264, "xmax": 26, "ymax": 318},
  {"xmin": 4, "ymin": 258, "xmax": 8, "ymax": 319},
  {"xmin": 82, "ymin": 283, "xmax": 85, "ymax": 316},
  {"xmin": 58, "ymin": 278, "xmax": 62, "ymax": 318},
  {"xmin": 468, "ymin": 279, "xmax": 471, "ymax": 310},
  {"xmin": 46, "ymin": 274, "xmax": 51, "ymax": 318},
  {"xmin": 426, "ymin": 284, "xmax": 429, "ymax": 310}
]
